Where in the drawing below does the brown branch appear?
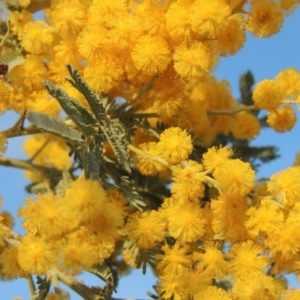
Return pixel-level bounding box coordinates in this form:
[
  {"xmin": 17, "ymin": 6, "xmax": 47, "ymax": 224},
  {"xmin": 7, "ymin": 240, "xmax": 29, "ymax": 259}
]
[
  {"xmin": 207, "ymin": 105, "xmax": 256, "ymax": 116},
  {"xmin": 0, "ymin": 21, "xmax": 11, "ymax": 55}
]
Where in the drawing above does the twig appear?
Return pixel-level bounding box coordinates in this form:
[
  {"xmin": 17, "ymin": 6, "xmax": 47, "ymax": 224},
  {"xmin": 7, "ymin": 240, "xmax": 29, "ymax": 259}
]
[
  {"xmin": 0, "ymin": 21, "xmax": 11, "ymax": 55},
  {"xmin": 131, "ymin": 75, "xmax": 157, "ymax": 102},
  {"xmin": 207, "ymin": 105, "xmax": 256, "ymax": 116},
  {"xmin": 128, "ymin": 144, "xmax": 172, "ymax": 169}
]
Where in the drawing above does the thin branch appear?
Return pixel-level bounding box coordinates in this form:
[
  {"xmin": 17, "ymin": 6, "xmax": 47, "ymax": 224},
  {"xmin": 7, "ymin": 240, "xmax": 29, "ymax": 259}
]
[
  {"xmin": 27, "ymin": 275, "xmax": 36, "ymax": 295},
  {"xmin": 2, "ymin": 125, "xmax": 42, "ymax": 138},
  {"xmin": 207, "ymin": 105, "xmax": 256, "ymax": 116},
  {"xmin": 0, "ymin": 21, "xmax": 11, "ymax": 55},
  {"xmin": 128, "ymin": 144, "xmax": 172, "ymax": 169},
  {"xmin": 131, "ymin": 75, "xmax": 157, "ymax": 102},
  {"xmin": 0, "ymin": 156, "xmax": 56, "ymax": 175}
]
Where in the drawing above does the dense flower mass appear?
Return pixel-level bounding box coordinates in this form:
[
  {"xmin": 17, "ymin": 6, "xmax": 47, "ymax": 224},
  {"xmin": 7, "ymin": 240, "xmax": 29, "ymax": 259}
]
[{"xmin": 0, "ymin": 0, "xmax": 300, "ymax": 299}]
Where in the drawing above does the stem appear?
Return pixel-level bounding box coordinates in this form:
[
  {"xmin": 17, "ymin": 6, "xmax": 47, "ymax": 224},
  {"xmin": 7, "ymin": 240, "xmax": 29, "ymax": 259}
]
[
  {"xmin": 128, "ymin": 144, "xmax": 172, "ymax": 169},
  {"xmin": 0, "ymin": 21, "xmax": 11, "ymax": 55},
  {"xmin": 27, "ymin": 275, "xmax": 36, "ymax": 295},
  {"xmin": 131, "ymin": 74, "xmax": 157, "ymax": 102},
  {"xmin": 207, "ymin": 105, "xmax": 256, "ymax": 116}
]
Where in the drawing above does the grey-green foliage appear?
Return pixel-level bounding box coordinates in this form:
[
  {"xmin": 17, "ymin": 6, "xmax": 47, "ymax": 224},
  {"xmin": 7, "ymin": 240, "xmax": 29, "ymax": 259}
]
[{"xmin": 28, "ymin": 65, "xmax": 146, "ymax": 210}]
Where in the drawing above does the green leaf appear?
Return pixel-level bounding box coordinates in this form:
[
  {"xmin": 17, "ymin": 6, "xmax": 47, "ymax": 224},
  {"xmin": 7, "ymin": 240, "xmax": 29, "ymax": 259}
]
[
  {"xmin": 44, "ymin": 81, "xmax": 99, "ymax": 136},
  {"xmin": 30, "ymin": 276, "xmax": 51, "ymax": 300},
  {"xmin": 27, "ymin": 111, "xmax": 84, "ymax": 144},
  {"xmin": 83, "ymin": 149, "xmax": 100, "ymax": 180},
  {"xmin": 66, "ymin": 65, "xmax": 107, "ymax": 122},
  {"xmin": 55, "ymin": 168, "xmax": 73, "ymax": 197}
]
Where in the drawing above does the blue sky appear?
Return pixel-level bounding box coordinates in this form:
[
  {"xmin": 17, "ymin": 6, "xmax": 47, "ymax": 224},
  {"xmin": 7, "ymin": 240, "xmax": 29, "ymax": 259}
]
[{"xmin": 1, "ymin": 6, "xmax": 300, "ymax": 300}]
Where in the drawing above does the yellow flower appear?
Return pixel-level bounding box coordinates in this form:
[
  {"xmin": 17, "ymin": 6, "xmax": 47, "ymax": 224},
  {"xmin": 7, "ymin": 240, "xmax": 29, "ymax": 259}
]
[
  {"xmin": 267, "ymin": 105, "xmax": 296, "ymax": 133},
  {"xmin": 214, "ymin": 159, "xmax": 255, "ymax": 197},
  {"xmin": 157, "ymin": 127, "xmax": 193, "ymax": 164},
  {"xmin": 126, "ymin": 210, "xmax": 166, "ymax": 249},
  {"xmin": 246, "ymin": 0, "xmax": 283, "ymax": 38},
  {"xmin": 8, "ymin": 10, "xmax": 33, "ymax": 38},
  {"xmin": 215, "ymin": 18, "xmax": 246, "ymax": 56},
  {"xmin": 77, "ymin": 25, "xmax": 111, "ymax": 60},
  {"xmin": 109, "ymin": 13, "xmax": 142, "ymax": 50},
  {"xmin": 21, "ymin": 21, "xmax": 54, "ymax": 54},
  {"xmin": 162, "ymin": 200, "xmax": 206, "ymax": 243},
  {"xmin": 166, "ymin": 2, "xmax": 193, "ymax": 43},
  {"xmin": 232, "ymin": 273, "xmax": 277, "ymax": 300},
  {"xmin": 10, "ymin": 55, "xmax": 47, "ymax": 91},
  {"xmin": 60, "ymin": 235, "xmax": 96, "ymax": 274},
  {"xmin": 211, "ymin": 194, "xmax": 249, "ymax": 242},
  {"xmin": 63, "ymin": 178, "xmax": 107, "ymax": 223},
  {"xmin": 227, "ymin": 240, "xmax": 268, "ymax": 278},
  {"xmin": 50, "ymin": 0, "xmax": 86, "ymax": 37},
  {"xmin": 174, "ymin": 42, "xmax": 212, "ymax": 78},
  {"xmin": 252, "ymin": 79, "xmax": 284, "ymax": 110},
  {"xmin": 131, "ymin": 35, "xmax": 171, "ymax": 75},
  {"xmin": 193, "ymin": 241, "xmax": 228, "ymax": 278},
  {"xmin": 202, "ymin": 146, "xmax": 233, "ymax": 173},
  {"xmin": 190, "ymin": 0, "xmax": 232, "ymax": 38},
  {"xmin": 231, "ymin": 111, "xmax": 261, "ymax": 140},
  {"xmin": 194, "ymin": 286, "xmax": 232, "ymax": 300},
  {"xmin": 26, "ymin": 89, "xmax": 61, "ymax": 117},
  {"xmin": 268, "ymin": 167, "xmax": 300, "ymax": 208},
  {"xmin": 135, "ymin": 142, "xmax": 165, "ymax": 176},
  {"xmin": 171, "ymin": 161, "xmax": 205, "ymax": 201},
  {"xmin": 246, "ymin": 198, "xmax": 284, "ymax": 238},
  {"xmin": 275, "ymin": 68, "xmax": 300, "ymax": 99},
  {"xmin": 84, "ymin": 55, "xmax": 123, "ymax": 93},
  {"xmin": 266, "ymin": 208, "xmax": 300, "ymax": 259},
  {"xmin": 17, "ymin": 235, "xmax": 57, "ymax": 275},
  {"xmin": 0, "ymin": 246, "xmax": 29, "ymax": 278},
  {"xmin": 156, "ymin": 243, "xmax": 191, "ymax": 275}
]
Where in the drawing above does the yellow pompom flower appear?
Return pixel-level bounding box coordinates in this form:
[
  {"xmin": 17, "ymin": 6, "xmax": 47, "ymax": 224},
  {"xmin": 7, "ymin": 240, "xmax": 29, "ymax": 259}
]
[
  {"xmin": 171, "ymin": 161, "xmax": 206, "ymax": 201},
  {"xmin": 131, "ymin": 35, "xmax": 171, "ymax": 75},
  {"xmin": 266, "ymin": 208, "xmax": 300, "ymax": 259},
  {"xmin": 232, "ymin": 273, "xmax": 277, "ymax": 300},
  {"xmin": 77, "ymin": 25, "xmax": 111, "ymax": 60},
  {"xmin": 275, "ymin": 68, "xmax": 300, "ymax": 99},
  {"xmin": 246, "ymin": 198, "xmax": 284, "ymax": 238},
  {"xmin": 126, "ymin": 210, "xmax": 166, "ymax": 249},
  {"xmin": 8, "ymin": 10, "xmax": 33, "ymax": 38},
  {"xmin": 194, "ymin": 286, "xmax": 232, "ymax": 300},
  {"xmin": 231, "ymin": 111, "xmax": 261, "ymax": 140},
  {"xmin": 0, "ymin": 246, "xmax": 29, "ymax": 278},
  {"xmin": 252, "ymin": 79, "xmax": 284, "ymax": 110},
  {"xmin": 214, "ymin": 159, "xmax": 255, "ymax": 197},
  {"xmin": 156, "ymin": 243, "xmax": 191, "ymax": 275},
  {"xmin": 60, "ymin": 236, "xmax": 96, "ymax": 274},
  {"xmin": 174, "ymin": 42, "xmax": 212, "ymax": 78},
  {"xmin": 211, "ymin": 194, "xmax": 250, "ymax": 242},
  {"xmin": 84, "ymin": 55, "xmax": 123, "ymax": 93},
  {"xmin": 227, "ymin": 240, "xmax": 269, "ymax": 278},
  {"xmin": 268, "ymin": 167, "xmax": 300, "ymax": 208},
  {"xmin": 63, "ymin": 178, "xmax": 107, "ymax": 223},
  {"xmin": 163, "ymin": 200, "xmax": 206, "ymax": 243},
  {"xmin": 190, "ymin": 0, "xmax": 232, "ymax": 38},
  {"xmin": 17, "ymin": 235, "xmax": 57, "ymax": 275},
  {"xmin": 193, "ymin": 242, "xmax": 228, "ymax": 278},
  {"xmin": 246, "ymin": 0, "xmax": 284, "ymax": 38},
  {"xmin": 165, "ymin": 2, "xmax": 193, "ymax": 43},
  {"xmin": 267, "ymin": 105, "xmax": 296, "ymax": 132},
  {"xmin": 135, "ymin": 142, "xmax": 165, "ymax": 176},
  {"xmin": 0, "ymin": 80, "xmax": 13, "ymax": 113},
  {"xmin": 21, "ymin": 21, "xmax": 54, "ymax": 54},
  {"xmin": 157, "ymin": 127, "xmax": 193, "ymax": 164},
  {"xmin": 10, "ymin": 55, "xmax": 47, "ymax": 91},
  {"xmin": 50, "ymin": 0, "xmax": 86, "ymax": 37},
  {"xmin": 215, "ymin": 18, "xmax": 246, "ymax": 56},
  {"xmin": 202, "ymin": 146, "xmax": 233, "ymax": 173}
]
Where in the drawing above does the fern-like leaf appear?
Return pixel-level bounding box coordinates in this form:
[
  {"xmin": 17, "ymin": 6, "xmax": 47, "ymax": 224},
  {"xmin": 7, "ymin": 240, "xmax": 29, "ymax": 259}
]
[
  {"xmin": 83, "ymin": 149, "xmax": 100, "ymax": 180},
  {"xmin": 27, "ymin": 111, "xmax": 84, "ymax": 144}
]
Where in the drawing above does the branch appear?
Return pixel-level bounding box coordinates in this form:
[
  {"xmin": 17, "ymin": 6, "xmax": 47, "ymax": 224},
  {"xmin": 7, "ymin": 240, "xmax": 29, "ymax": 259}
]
[{"xmin": 207, "ymin": 105, "xmax": 256, "ymax": 116}]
